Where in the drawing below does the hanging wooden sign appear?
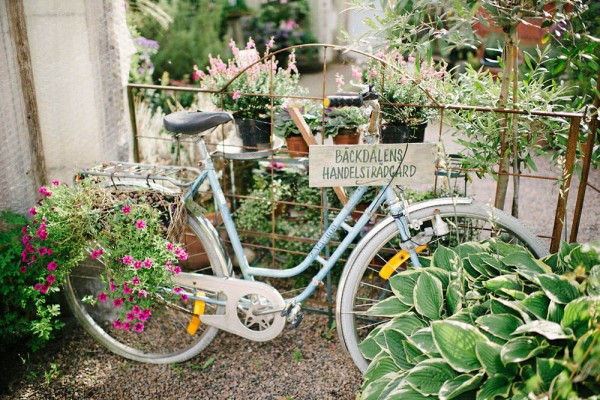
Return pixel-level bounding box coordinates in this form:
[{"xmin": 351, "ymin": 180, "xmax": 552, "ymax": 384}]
[{"xmin": 309, "ymin": 143, "xmax": 438, "ymax": 187}]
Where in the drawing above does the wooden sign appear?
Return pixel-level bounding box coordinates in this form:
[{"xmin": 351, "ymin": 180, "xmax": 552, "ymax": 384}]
[{"xmin": 309, "ymin": 143, "xmax": 438, "ymax": 187}]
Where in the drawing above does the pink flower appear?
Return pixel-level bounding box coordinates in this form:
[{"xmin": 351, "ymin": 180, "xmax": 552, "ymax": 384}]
[
  {"xmin": 109, "ymin": 280, "xmax": 116, "ymax": 292},
  {"xmin": 47, "ymin": 261, "xmax": 58, "ymax": 271},
  {"xmin": 122, "ymin": 205, "xmax": 131, "ymax": 214},
  {"xmin": 37, "ymin": 246, "xmax": 47, "ymax": 255},
  {"xmin": 137, "ymin": 290, "xmax": 148, "ymax": 298},
  {"xmin": 91, "ymin": 248, "xmax": 103, "ymax": 259},
  {"xmin": 232, "ymin": 90, "xmax": 241, "ymax": 100},
  {"xmin": 180, "ymin": 294, "xmax": 189, "ymax": 302},
  {"xmin": 47, "ymin": 248, "xmax": 53, "ymax": 255},
  {"xmin": 126, "ymin": 312, "xmax": 136, "ymax": 321},
  {"xmin": 29, "ymin": 207, "xmax": 37, "ymax": 216},
  {"xmin": 36, "ymin": 225, "xmax": 48, "ymax": 241},
  {"xmin": 172, "ymin": 266, "xmax": 182, "ymax": 275},
  {"xmin": 39, "ymin": 284, "xmax": 49, "ymax": 294},
  {"xmin": 98, "ymin": 292, "xmax": 108, "ymax": 302},
  {"xmin": 133, "ymin": 260, "xmax": 143, "ymax": 270},
  {"xmin": 135, "ymin": 220, "xmax": 146, "ymax": 229},
  {"xmin": 143, "ymin": 258, "xmax": 153, "ymax": 268},
  {"xmin": 166, "ymin": 243, "xmax": 174, "ymax": 251},
  {"xmin": 132, "ymin": 305, "xmax": 141, "ymax": 315},
  {"xmin": 175, "ymin": 248, "xmax": 188, "ymax": 261},
  {"xmin": 133, "ymin": 322, "xmax": 145, "ymax": 333},
  {"xmin": 38, "ymin": 187, "xmax": 52, "ymax": 197},
  {"xmin": 351, "ymin": 65, "xmax": 362, "ymax": 81},
  {"xmin": 20, "ymin": 265, "xmax": 27, "ymax": 273},
  {"xmin": 131, "ymin": 276, "xmax": 140, "ymax": 285},
  {"xmin": 122, "ymin": 255, "xmax": 134, "ymax": 265},
  {"xmin": 46, "ymin": 274, "xmax": 56, "ymax": 284},
  {"xmin": 113, "ymin": 319, "xmax": 123, "ymax": 329},
  {"xmin": 113, "ymin": 298, "xmax": 124, "ymax": 307},
  {"xmin": 51, "ymin": 180, "xmax": 60, "ymax": 186},
  {"xmin": 123, "ymin": 285, "xmax": 133, "ymax": 295},
  {"xmin": 173, "ymin": 287, "xmax": 183, "ymax": 294},
  {"xmin": 122, "ymin": 322, "xmax": 131, "ymax": 331},
  {"xmin": 141, "ymin": 309, "xmax": 151, "ymax": 319}
]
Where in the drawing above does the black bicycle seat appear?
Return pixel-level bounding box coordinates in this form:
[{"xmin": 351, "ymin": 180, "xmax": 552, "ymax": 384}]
[{"xmin": 163, "ymin": 111, "xmax": 234, "ymax": 135}]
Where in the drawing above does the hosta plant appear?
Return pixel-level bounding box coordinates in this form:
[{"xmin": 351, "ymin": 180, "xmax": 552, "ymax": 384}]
[
  {"xmin": 360, "ymin": 240, "xmax": 600, "ymax": 400},
  {"xmin": 21, "ymin": 180, "xmax": 189, "ymax": 333}
]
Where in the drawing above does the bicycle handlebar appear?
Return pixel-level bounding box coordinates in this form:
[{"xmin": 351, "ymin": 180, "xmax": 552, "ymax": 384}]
[{"xmin": 324, "ymin": 94, "xmax": 364, "ymax": 108}]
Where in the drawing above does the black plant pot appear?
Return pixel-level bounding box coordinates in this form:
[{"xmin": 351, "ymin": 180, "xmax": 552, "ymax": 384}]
[
  {"xmin": 236, "ymin": 119, "xmax": 271, "ymax": 151},
  {"xmin": 380, "ymin": 122, "xmax": 427, "ymax": 144}
]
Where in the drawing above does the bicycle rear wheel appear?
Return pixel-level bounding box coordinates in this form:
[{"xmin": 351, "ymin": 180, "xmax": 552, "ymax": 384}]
[
  {"xmin": 65, "ymin": 214, "xmax": 231, "ymax": 364},
  {"xmin": 336, "ymin": 200, "xmax": 549, "ymax": 372}
]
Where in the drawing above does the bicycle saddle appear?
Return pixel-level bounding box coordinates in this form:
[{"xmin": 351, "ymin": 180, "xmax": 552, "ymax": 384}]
[{"xmin": 163, "ymin": 111, "xmax": 234, "ymax": 135}]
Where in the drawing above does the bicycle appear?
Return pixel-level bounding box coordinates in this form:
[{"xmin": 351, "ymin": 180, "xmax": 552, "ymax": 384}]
[{"xmin": 64, "ymin": 87, "xmax": 549, "ymax": 373}]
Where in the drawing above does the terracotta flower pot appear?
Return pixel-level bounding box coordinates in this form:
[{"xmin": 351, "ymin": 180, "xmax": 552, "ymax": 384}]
[
  {"xmin": 332, "ymin": 128, "xmax": 360, "ymax": 145},
  {"xmin": 285, "ymin": 135, "xmax": 310, "ymax": 157}
]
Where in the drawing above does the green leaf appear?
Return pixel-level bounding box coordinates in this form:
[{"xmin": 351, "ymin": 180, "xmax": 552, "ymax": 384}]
[
  {"xmin": 433, "ymin": 245, "xmax": 462, "ymax": 272},
  {"xmin": 425, "ymin": 267, "xmax": 451, "ymax": 289},
  {"xmin": 476, "ymin": 314, "xmax": 523, "ymax": 340},
  {"xmin": 387, "ymin": 384, "xmax": 430, "ymax": 399},
  {"xmin": 446, "ymin": 281, "xmax": 463, "ymax": 316},
  {"xmin": 432, "ymin": 320, "xmax": 489, "ymax": 373},
  {"xmin": 513, "ymin": 321, "xmax": 571, "ymax": 340},
  {"xmin": 476, "ymin": 374, "xmax": 512, "ymax": 400},
  {"xmin": 562, "ymin": 296, "xmax": 600, "ymax": 337},
  {"xmin": 520, "ymin": 292, "xmax": 550, "ymax": 320},
  {"xmin": 439, "ymin": 372, "xmax": 484, "ymax": 400},
  {"xmin": 386, "ymin": 313, "xmax": 428, "ymax": 337},
  {"xmin": 408, "ymin": 328, "xmax": 439, "ymax": 355},
  {"xmin": 502, "ymin": 252, "xmax": 551, "ymax": 281},
  {"xmin": 588, "ymin": 265, "xmax": 600, "ymax": 295},
  {"xmin": 490, "ymin": 297, "xmax": 531, "ymax": 323},
  {"xmin": 546, "ymin": 301, "xmax": 564, "ymax": 324},
  {"xmin": 390, "ymin": 270, "xmax": 422, "ymax": 306},
  {"xmin": 385, "ymin": 330, "xmax": 415, "ymax": 371},
  {"xmin": 366, "ymin": 296, "xmax": 412, "ymax": 317},
  {"xmin": 404, "ymin": 358, "xmax": 457, "ymax": 396},
  {"xmin": 483, "ymin": 275, "xmax": 523, "ymax": 294},
  {"xmin": 475, "ymin": 341, "xmax": 517, "ymax": 377},
  {"xmin": 537, "ymin": 274, "xmax": 581, "ymax": 304},
  {"xmin": 360, "ymin": 372, "xmax": 399, "ymax": 400},
  {"xmin": 500, "ymin": 337, "xmax": 548, "ymax": 363},
  {"xmin": 364, "ymin": 354, "xmax": 401, "ymax": 383},
  {"xmin": 414, "ymin": 272, "xmax": 444, "ymax": 320},
  {"xmin": 360, "ymin": 325, "xmax": 385, "ymax": 360},
  {"xmin": 536, "ymin": 358, "xmax": 566, "ymax": 391},
  {"xmin": 468, "ymin": 254, "xmax": 497, "ymax": 278}
]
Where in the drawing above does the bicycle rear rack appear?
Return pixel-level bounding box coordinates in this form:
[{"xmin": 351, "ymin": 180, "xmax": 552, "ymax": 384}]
[{"xmin": 80, "ymin": 161, "xmax": 202, "ymax": 191}]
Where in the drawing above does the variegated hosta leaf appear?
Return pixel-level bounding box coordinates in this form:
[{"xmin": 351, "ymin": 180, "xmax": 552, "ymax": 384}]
[
  {"xmin": 414, "ymin": 272, "xmax": 444, "ymax": 320},
  {"xmin": 500, "ymin": 336, "xmax": 549, "ymax": 363},
  {"xmin": 432, "ymin": 320, "xmax": 490, "ymax": 372},
  {"xmin": 476, "ymin": 313, "xmax": 523, "ymax": 341}
]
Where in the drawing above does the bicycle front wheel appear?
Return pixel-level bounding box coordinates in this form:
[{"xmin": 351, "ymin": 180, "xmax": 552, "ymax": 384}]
[
  {"xmin": 65, "ymin": 214, "xmax": 231, "ymax": 364},
  {"xmin": 336, "ymin": 200, "xmax": 549, "ymax": 372}
]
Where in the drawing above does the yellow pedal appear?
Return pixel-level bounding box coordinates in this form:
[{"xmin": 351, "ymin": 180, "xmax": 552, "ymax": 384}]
[
  {"xmin": 379, "ymin": 245, "xmax": 427, "ymax": 280},
  {"xmin": 186, "ymin": 291, "xmax": 206, "ymax": 336}
]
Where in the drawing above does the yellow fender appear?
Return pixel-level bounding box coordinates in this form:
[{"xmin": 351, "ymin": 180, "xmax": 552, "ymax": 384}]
[{"xmin": 379, "ymin": 245, "xmax": 427, "ymax": 280}]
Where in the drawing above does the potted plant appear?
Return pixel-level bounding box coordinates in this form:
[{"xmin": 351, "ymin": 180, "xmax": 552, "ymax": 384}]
[
  {"xmin": 274, "ymin": 100, "xmax": 320, "ymax": 157},
  {"xmin": 194, "ymin": 37, "xmax": 306, "ymax": 151},
  {"xmin": 363, "ymin": 48, "xmax": 447, "ymax": 143},
  {"xmin": 324, "ymin": 106, "xmax": 368, "ymax": 145}
]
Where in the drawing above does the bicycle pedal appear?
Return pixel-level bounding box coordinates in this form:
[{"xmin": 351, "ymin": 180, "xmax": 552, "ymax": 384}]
[
  {"xmin": 290, "ymin": 309, "xmax": 304, "ymax": 329},
  {"xmin": 284, "ymin": 303, "xmax": 303, "ymax": 328}
]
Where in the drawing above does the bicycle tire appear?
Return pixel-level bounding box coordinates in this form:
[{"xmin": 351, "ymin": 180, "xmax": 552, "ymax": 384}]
[
  {"xmin": 65, "ymin": 209, "xmax": 232, "ymax": 364},
  {"xmin": 336, "ymin": 200, "xmax": 549, "ymax": 372}
]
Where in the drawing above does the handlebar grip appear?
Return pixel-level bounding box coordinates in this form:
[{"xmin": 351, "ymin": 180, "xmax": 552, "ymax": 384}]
[{"xmin": 324, "ymin": 95, "xmax": 363, "ymax": 108}]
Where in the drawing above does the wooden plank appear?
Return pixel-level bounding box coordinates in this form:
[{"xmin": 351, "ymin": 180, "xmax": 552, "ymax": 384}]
[
  {"xmin": 7, "ymin": 0, "xmax": 47, "ymax": 187},
  {"xmin": 289, "ymin": 107, "xmax": 348, "ymax": 204},
  {"xmin": 309, "ymin": 143, "xmax": 437, "ymax": 187}
]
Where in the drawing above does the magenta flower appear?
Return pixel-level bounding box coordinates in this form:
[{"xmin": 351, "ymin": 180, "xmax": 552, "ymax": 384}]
[
  {"xmin": 36, "ymin": 226, "xmax": 48, "ymax": 241},
  {"xmin": 137, "ymin": 289, "xmax": 148, "ymax": 298},
  {"xmin": 126, "ymin": 312, "xmax": 136, "ymax": 321},
  {"xmin": 123, "ymin": 286, "xmax": 133, "ymax": 295},
  {"xmin": 38, "ymin": 187, "xmax": 52, "ymax": 197},
  {"xmin": 180, "ymin": 294, "xmax": 189, "ymax": 302},
  {"xmin": 113, "ymin": 298, "xmax": 124, "ymax": 307},
  {"xmin": 143, "ymin": 258, "xmax": 153, "ymax": 268},
  {"xmin": 166, "ymin": 243, "xmax": 174, "ymax": 251},
  {"xmin": 172, "ymin": 266, "xmax": 182, "ymax": 275},
  {"xmin": 113, "ymin": 319, "xmax": 123, "ymax": 329},
  {"xmin": 138, "ymin": 313, "xmax": 149, "ymax": 322},
  {"xmin": 34, "ymin": 283, "xmax": 42, "ymax": 291},
  {"xmin": 37, "ymin": 246, "xmax": 47, "ymax": 255},
  {"xmin": 109, "ymin": 280, "xmax": 116, "ymax": 292},
  {"xmin": 131, "ymin": 276, "xmax": 140, "ymax": 285},
  {"xmin": 91, "ymin": 248, "xmax": 103, "ymax": 259},
  {"xmin": 98, "ymin": 292, "xmax": 108, "ymax": 302},
  {"xmin": 132, "ymin": 305, "xmax": 141, "ymax": 315},
  {"xmin": 122, "ymin": 255, "xmax": 134, "ymax": 265},
  {"xmin": 28, "ymin": 207, "xmax": 37, "ymax": 216},
  {"xmin": 232, "ymin": 90, "xmax": 241, "ymax": 100},
  {"xmin": 46, "ymin": 274, "xmax": 56, "ymax": 284},
  {"xmin": 141, "ymin": 308, "xmax": 151, "ymax": 319},
  {"xmin": 133, "ymin": 260, "xmax": 143, "ymax": 270},
  {"xmin": 122, "ymin": 322, "xmax": 131, "ymax": 331},
  {"xmin": 133, "ymin": 322, "xmax": 145, "ymax": 333},
  {"xmin": 122, "ymin": 205, "xmax": 131, "ymax": 214},
  {"xmin": 51, "ymin": 180, "xmax": 60, "ymax": 186},
  {"xmin": 47, "ymin": 248, "xmax": 53, "ymax": 255},
  {"xmin": 173, "ymin": 287, "xmax": 183, "ymax": 294},
  {"xmin": 20, "ymin": 266, "xmax": 27, "ymax": 273},
  {"xmin": 135, "ymin": 220, "xmax": 146, "ymax": 229},
  {"xmin": 47, "ymin": 261, "xmax": 58, "ymax": 271},
  {"xmin": 39, "ymin": 284, "xmax": 49, "ymax": 294},
  {"xmin": 175, "ymin": 248, "xmax": 188, "ymax": 261}
]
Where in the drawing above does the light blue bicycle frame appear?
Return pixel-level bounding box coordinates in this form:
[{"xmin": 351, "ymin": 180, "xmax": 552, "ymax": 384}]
[{"xmin": 187, "ymin": 137, "xmax": 421, "ymax": 305}]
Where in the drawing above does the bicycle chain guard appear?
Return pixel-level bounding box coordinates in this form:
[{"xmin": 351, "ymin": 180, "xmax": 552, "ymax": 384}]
[{"xmin": 173, "ymin": 273, "xmax": 287, "ymax": 342}]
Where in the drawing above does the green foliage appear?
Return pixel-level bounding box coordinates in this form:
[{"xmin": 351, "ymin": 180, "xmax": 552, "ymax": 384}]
[
  {"xmin": 360, "ymin": 240, "xmax": 600, "ymax": 399},
  {"xmin": 128, "ymin": 0, "xmax": 227, "ymax": 81},
  {"xmin": 274, "ymin": 100, "xmax": 322, "ymax": 138},
  {"xmin": 0, "ymin": 211, "xmax": 64, "ymax": 352},
  {"xmin": 323, "ymin": 107, "xmax": 368, "ymax": 137}
]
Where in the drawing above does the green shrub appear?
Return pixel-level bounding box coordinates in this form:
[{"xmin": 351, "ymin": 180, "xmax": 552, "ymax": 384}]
[
  {"xmin": 360, "ymin": 240, "xmax": 600, "ymax": 399},
  {"xmin": 0, "ymin": 211, "xmax": 64, "ymax": 352}
]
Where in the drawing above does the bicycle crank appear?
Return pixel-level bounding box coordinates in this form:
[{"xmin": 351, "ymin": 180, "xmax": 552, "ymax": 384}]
[{"xmin": 173, "ymin": 273, "xmax": 286, "ymax": 342}]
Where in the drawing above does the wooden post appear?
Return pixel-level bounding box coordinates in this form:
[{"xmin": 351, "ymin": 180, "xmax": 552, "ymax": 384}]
[
  {"xmin": 550, "ymin": 116, "xmax": 581, "ymax": 253},
  {"xmin": 7, "ymin": 0, "xmax": 47, "ymax": 187},
  {"xmin": 288, "ymin": 107, "xmax": 348, "ymax": 204}
]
